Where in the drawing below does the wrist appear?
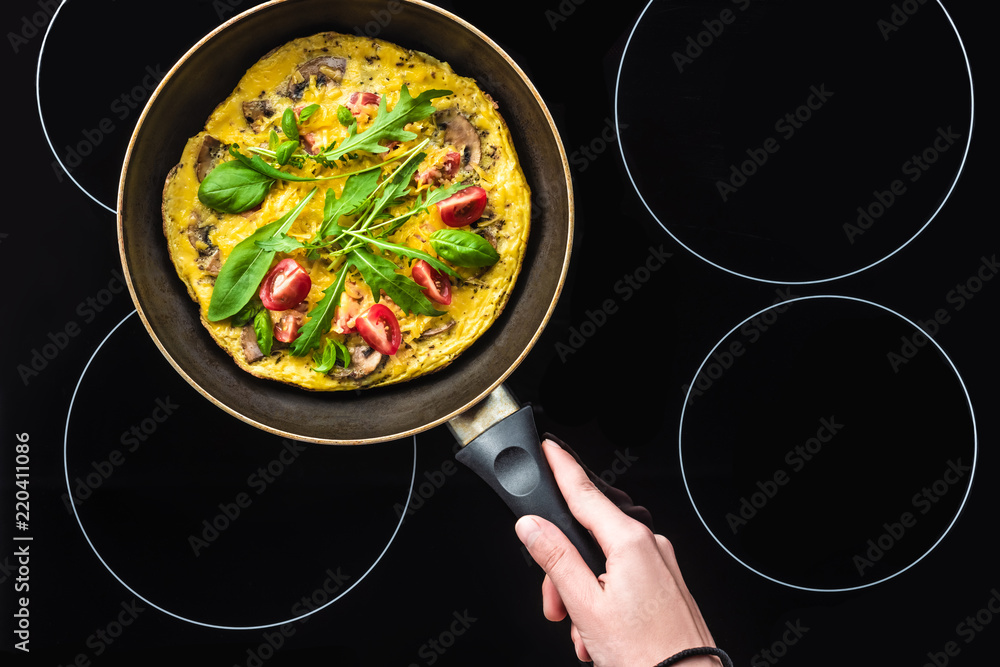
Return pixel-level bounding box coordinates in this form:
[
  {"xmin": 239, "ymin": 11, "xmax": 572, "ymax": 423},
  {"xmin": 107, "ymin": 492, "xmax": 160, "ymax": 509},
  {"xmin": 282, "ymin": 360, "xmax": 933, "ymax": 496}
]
[{"xmin": 653, "ymin": 647, "xmax": 733, "ymax": 667}]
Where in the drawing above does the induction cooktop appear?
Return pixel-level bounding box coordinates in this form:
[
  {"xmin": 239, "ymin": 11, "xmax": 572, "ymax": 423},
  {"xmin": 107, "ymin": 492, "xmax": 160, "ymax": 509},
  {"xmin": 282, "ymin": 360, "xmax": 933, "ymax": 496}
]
[{"xmin": 4, "ymin": 1, "xmax": 997, "ymax": 665}]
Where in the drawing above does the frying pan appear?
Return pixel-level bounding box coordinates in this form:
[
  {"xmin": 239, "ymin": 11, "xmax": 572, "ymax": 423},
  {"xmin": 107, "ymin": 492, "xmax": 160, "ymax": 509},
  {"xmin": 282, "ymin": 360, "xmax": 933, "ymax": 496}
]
[{"xmin": 118, "ymin": 0, "xmax": 604, "ymax": 572}]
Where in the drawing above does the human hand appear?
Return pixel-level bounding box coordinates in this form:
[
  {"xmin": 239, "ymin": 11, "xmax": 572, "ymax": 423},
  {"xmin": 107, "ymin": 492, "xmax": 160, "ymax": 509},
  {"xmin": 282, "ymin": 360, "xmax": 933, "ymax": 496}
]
[{"xmin": 515, "ymin": 439, "xmax": 720, "ymax": 667}]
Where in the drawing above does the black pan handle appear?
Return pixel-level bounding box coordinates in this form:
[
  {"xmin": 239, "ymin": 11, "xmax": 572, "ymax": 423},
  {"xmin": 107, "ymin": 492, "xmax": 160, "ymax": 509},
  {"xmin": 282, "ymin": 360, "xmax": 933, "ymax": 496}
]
[{"xmin": 455, "ymin": 405, "xmax": 606, "ymax": 575}]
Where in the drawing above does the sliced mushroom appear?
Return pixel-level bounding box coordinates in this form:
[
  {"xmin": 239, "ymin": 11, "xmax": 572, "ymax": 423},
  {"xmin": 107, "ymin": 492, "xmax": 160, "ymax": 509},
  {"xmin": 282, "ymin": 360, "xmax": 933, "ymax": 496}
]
[
  {"xmin": 186, "ymin": 221, "xmax": 211, "ymax": 251},
  {"xmin": 186, "ymin": 220, "xmax": 221, "ymax": 276},
  {"xmin": 476, "ymin": 224, "xmax": 498, "ymax": 250},
  {"xmin": 197, "ymin": 248, "xmax": 221, "ymax": 276},
  {"xmin": 241, "ymin": 325, "xmax": 264, "ymax": 364},
  {"xmin": 242, "ymin": 99, "xmax": 276, "ymax": 132},
  {"xmin": 420, "ymin": 320, "xmax": 457, "ymax": 339},
  {"xmin": 195, "ymin": 135, "xmax": 225, "ymax": 181},
  {"xmin": 329, "ymin": 342, "xmax": 384, "ymax": 379},
  {"xmin": 282, "ymin": 56, "xmax": 347, "ymax": 100},
  {"xmin": 434, "ymin": 108, "xmax": 481, "ymax": 168}
]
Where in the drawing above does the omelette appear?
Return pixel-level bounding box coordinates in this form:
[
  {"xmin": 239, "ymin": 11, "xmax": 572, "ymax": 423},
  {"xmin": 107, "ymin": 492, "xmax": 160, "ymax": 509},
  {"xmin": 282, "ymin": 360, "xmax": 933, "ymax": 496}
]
[{"xmin": 161, "ymin": 31, "xmax": 530, "ymax": 390}]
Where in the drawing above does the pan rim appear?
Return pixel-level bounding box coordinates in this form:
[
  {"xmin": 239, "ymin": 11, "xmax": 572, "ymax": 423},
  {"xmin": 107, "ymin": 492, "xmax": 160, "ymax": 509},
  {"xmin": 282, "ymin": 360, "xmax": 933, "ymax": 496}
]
[{"xmin": 117, "ymin": 0, "xmax": 574, "ymax": 445}]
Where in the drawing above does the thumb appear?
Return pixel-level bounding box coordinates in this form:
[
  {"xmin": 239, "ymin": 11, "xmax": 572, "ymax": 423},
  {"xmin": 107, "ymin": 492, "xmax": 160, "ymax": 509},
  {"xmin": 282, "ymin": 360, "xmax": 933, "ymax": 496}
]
[{"xmin": 515, "ymin": 515, "xmax": 600, "ymax": 614}]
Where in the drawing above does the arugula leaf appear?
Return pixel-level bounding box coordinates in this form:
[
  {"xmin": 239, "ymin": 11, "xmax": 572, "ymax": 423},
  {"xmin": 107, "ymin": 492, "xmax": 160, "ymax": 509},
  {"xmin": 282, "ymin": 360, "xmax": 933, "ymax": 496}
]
[
  {"xmin": 289, "ymin": 265, "xmax": 350, "ymax": 356},
  {"xmin": 312, "ymin": 337, "xmax": 351, "ymax": 373},
  {"xmin": 375, "ymin": 181, "xmax": 471, "ymax": 238},
  {"xmin": 253, "ymin": 308, "xmax": 274, "ymax": 356},
  {"xmin": 228, "ymin": 145, "xmax": 315, "ymax": 183},
  {"xmin": 337, "ymin": 229, "xmax": 460, "ymax": 279},
  {"xmin": 362, "ymin": 152, "xmax": 423, "ymax": 227},
  {"xmin": 197, "ymin": 160, "xmax": 275, "ymax": 214},
  {"xmin": 349, "ymin": 248, "xmax": 443, "ymax": 316},
  {"xmin": 322, "ymin": 86, "xmax": 451, "ymax": 160},
  {"xmin": 430, "ymin": 229, "xmax": 500, "ymax": 267},
  {"xmin": 207, "ymin": 189, "xmax": 317, "ymax": 321},
  {"xmin": 254, "ymin": 234, "xmax": 306, "ymax": 253},
  {"xmin": 317, "ymin": 169, "xmax": 381, "ymax": 239}
]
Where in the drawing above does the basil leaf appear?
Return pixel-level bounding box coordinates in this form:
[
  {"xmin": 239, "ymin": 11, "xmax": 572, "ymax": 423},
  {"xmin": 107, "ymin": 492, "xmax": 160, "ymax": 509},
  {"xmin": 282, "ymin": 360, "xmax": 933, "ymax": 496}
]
[
  {"xmin": 299, "ymin": 103, "xmax": 320, "ymax": 124},
  {"xmin": 253, "ymin": 308, "xmax": 274, "ymax": 356},
  {"xmin": 231, "ymin": 300, "xmax": 262, "ymax": 327},
  {"xmin": 197, "ymin": 160, "xmax": 274, "ymax": 214},
  {"xmin": 430, "ymin": 229, "xmax": 500, "ymax": 267},
  {"xmin": 275, "ymin": 140, "xmax": 299, "ymax": 166},
  {"xmin": 207, "ymin": 189, "xmax": 317, "ymax": 321},
  {"xmin": 312, "ymin": 337, "xmax": 351, "ymax": 373},
  {"xmin": 349, "ymin": 248, "xmax": 443, "ymax": 317},
  {"xmin": 337, "ymin": 105, "xmax": 354, "ymax": 128},
  {"xmin": 268, "ymin": 128, "xmax": 280, "ymax": 151},
  {"xmin": 290, "ymin": 265, "xmax": 350, "ymax": 356},
  {"xmin": 281, "ymin": 107, "xmax": 299, "ymax": 141}
]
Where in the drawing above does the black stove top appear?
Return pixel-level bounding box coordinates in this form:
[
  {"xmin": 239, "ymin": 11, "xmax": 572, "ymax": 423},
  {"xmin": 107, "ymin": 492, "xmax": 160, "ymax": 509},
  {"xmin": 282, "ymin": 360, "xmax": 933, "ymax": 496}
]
[{"xmin": 4, "ymin": 0, "xmax": 998, "ymax": 665}]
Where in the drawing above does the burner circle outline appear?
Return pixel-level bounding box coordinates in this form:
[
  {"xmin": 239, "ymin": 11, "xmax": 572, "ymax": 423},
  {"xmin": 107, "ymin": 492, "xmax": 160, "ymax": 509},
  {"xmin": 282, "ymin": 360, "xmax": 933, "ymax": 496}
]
[
  {"xmin": 614, "ymin": 0, "xmax": 975, "ymax": 285},
  {"xmin": 63, "ymin": 310, "xmax": 418, "ymax": 629},
  {"xmin": 678, "ymin": 294, "xmax": 978, "ymax": 592}
]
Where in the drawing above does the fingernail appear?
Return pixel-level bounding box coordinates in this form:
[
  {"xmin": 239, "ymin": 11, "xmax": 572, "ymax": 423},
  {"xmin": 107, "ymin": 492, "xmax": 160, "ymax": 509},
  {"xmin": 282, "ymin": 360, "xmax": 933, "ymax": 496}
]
[
  {"xmin": 515, "ymin": 515, "xmax": 543, "ymax": 548},
  {"xmin": 541, "ymin": 438, "xmax": 562, "ymax": 450}
]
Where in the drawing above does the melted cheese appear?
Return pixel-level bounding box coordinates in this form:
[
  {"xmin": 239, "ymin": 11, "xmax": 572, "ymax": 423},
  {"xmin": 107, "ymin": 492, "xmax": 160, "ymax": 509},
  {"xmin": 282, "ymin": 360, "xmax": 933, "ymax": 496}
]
[{"xmin": 161, "ymin": 32, "xmax": 529, "ymax": 391}]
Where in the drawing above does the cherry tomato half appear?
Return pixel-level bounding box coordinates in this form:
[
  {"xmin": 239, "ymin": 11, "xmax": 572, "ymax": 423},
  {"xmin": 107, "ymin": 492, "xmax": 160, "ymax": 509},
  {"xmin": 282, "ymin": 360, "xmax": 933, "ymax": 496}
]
[
  {"xmin": 411, "ymin": 260, "xmax": 452, "ymax": 305},
  {"xmin": 274, "ymin": 312, "xmax": 302, "ymax": 343},
  {"xmin": 260, "ymin": 258, "xmax": 311, "ymax": 310},
  {"xmin": 438, "ymin": 186, "xmax": 488, "ymax": 227},
  {"xmin": 355, "ymin": 303, "xmax": 402, "ymax": 356}
]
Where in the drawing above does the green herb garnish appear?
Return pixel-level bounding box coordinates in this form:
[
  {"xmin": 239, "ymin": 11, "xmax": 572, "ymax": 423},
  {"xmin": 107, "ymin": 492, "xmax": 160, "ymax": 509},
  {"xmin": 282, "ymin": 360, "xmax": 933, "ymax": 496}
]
[
  {"xmin": 198, "ymin": 85, "xmax": 501, "ymax": 364},
  {"xmin": 206, "ymin": 188, "xmax": 317, "ymax": 321},
  {"xmin": 430, "ymin": 229, "xmax": 501, "ymax": 267}
]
